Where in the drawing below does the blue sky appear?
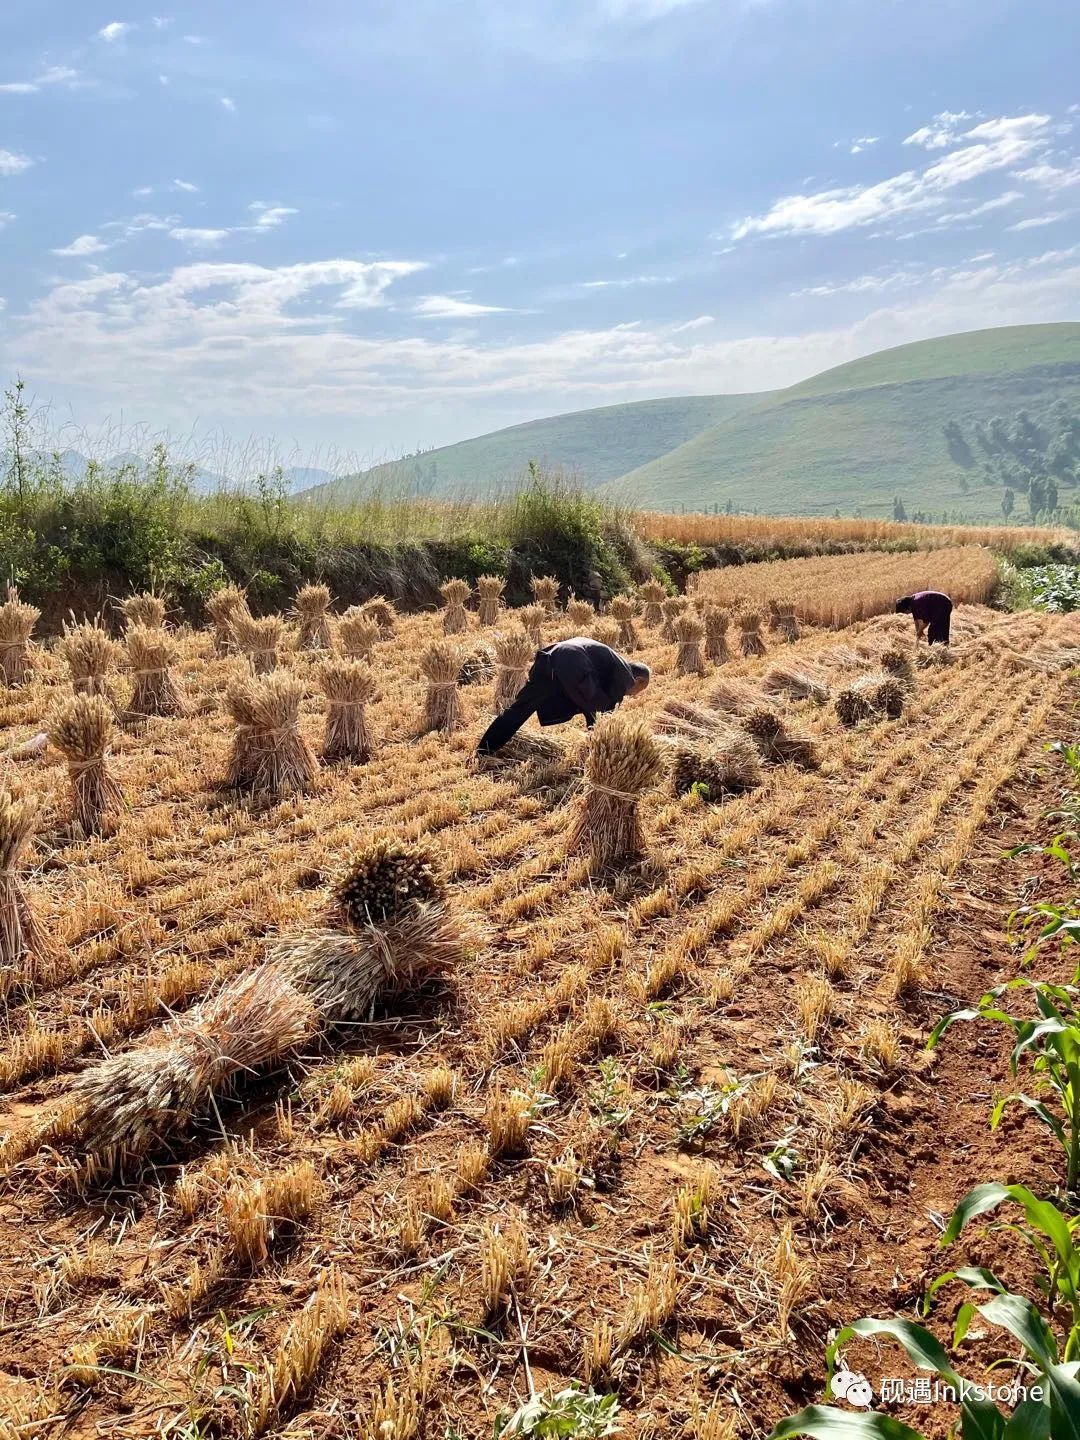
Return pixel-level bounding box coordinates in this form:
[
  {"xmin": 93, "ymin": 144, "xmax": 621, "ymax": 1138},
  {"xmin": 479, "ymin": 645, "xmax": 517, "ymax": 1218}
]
[{"xmin": 1, "ymin": 0, "xmax": 1078, "ymax": 472}]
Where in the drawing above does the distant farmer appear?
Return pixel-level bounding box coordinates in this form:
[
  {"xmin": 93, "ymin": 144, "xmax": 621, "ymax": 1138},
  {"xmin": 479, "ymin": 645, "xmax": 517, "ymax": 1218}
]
[
  {"xmin": 476, "ymin": 636, "xmax": 650, "ymax": 756},
  {"xmin": 895, "ymin": 590, "xmax": 953, "ymax": 645}
]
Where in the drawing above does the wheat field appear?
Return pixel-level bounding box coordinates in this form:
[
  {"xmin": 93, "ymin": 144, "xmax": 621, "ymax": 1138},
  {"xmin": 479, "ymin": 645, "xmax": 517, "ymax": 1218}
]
[{"xmin": 0, "ymin": 567, "xmax": 1076, "ymax": 1438}]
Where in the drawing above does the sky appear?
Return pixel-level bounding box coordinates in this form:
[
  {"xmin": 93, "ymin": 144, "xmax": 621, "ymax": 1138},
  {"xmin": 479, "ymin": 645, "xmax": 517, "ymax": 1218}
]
[{"xmin": 0, "ymin": 0, "xmax": 1078, "ymax": 472}]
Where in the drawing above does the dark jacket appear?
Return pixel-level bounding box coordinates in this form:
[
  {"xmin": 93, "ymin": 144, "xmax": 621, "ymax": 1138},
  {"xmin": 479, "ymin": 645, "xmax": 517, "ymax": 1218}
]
[{"xmin": 534, "ymin": 637, "xmax": 638, "ymax": 726}]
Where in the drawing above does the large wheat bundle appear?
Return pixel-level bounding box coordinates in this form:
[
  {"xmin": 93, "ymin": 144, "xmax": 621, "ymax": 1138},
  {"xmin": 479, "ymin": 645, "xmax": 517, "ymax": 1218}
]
[
  {"xmin": 773, "ymin": 604, "xmax": 800, "ymax": 643},
  {"xmin": 120, "ymin": 593, "xmax": 166, "ymax": 630},
  {"xmin": 225, "ymin": 670, "xmax": 318, "ymax": 797},
  {"xmin": 880, "ymin": 645, "xmax": 916, "ymax": 689},
  {"xmin": 420, "ymin": 641, "xmax": 464, "ymax": 734},
  {"xmin": 476, "ymin": 575, "xmax": 505, "ymax": 626},
  {"xmin": 0, "ymin": 588, "xmax": 38, "ymax": 688},
  {"xmin": 57, "ymin": 619, "xmax": 121, "ymax": 698},
  {"xmin": 609, "ymin": 596, "xmax": 640, "ymax": 652},
  {"xmin": 660, "ymin": 596, "xmax": 688, "ymax": 643},
  {"xmin": 835, "ymin": 671, "xmax": 905, "ymax": 727},
  {"xmin": 568, "ymin": 714, "xmax": 664, "ymax": 869},
  {"xmin": 737, "ymin": 609, "xmax": 767, "ymax": 658},
  {"xmin": 126, "ymin": 626, "xmax": 187, "ymax": 720},
  {"xmin": 518, "ymin": 604, "xmax": 547, "ymax": 646},
  {"xmin": 206, "ymin": 586, "xmax": 251, "ymax": 656},
  {"xmin": 673, "ymin": 613, "xmax": 706, "ymax": 677},
  {"xmin": 0, "ymin": 788, "xmax": 53, "ymax": 990},
  {"xmin": 591, "ymin": 619, "xmax": 620, "ymax": 648},
  {"xmin": 530, "ymin": 575, "xmax": 560, "ymax": 613},
  {"xmin": 293, "ymin": 584, "xmax": 334, "ymax": 651},
  {"xmin": 493, "ymin": 629, "xmax": 534, "ymax": 709},
  {"xmin": 440, "ymin": 578, "xmax": 471, "ymax": 635},
  {"xmin": 231, "ymin": 614, "xmax": 285, "ymax": 676},
  {"xmin": 742, "ymin": 707, "xmax": 818, "ymax": 769},
  {"xmin": 703, "ymin": 607, "xmax": 730, "ymax": 665},
  {"xmin": 567, "ymin": 598, "xmax": 596, "ymax": 629},
  {"xmin": 318, "ymin": 658, "xmax": 377, "ymax": 763},
  {"xmin": 337, "ymin": 607, "xmax": 380, "ymax": 661},
  {"xmin": 359, "ymin": 596, "xmax": 397, "ymax": 638},
  {"xmin": 71, "ymin": 963, "xmax": 317, "ymax": 1164},
  {"xmin": 49, "ymin": 694, "xmax": 124, "ymax": 834},
  {"xmin": 459, "ymin": 643, "xmax": 494, "ymax": 687},
  {"xmin": 762, "ymin": 663, "xmax": 830, "ymax": 704},
  {"xmin": 639, "ymin": 579, "xmax": 666, "ymax": 627}
]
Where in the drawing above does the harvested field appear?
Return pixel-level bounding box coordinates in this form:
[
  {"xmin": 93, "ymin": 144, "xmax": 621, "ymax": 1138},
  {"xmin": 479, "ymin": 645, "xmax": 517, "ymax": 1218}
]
[
  {"xmin": 0, "ymin": 578, "xmax": 1077, "ymax": 1439},
  {"xmin": 692, "ymin": 545, "xmax": 998, "ymax": 626}
]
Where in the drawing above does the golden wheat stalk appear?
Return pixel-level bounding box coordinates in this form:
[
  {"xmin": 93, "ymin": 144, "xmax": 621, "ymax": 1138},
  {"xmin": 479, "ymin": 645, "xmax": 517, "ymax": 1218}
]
[
  {"xmin": 49, "ymin": 693, "xmax": 124, "ymax": 834},
  {"xmin": 292, "ymin": 583, "xmax": 334, "ymax": 650},
  {"xmin": 703, "ymin": 606, "xmax": 730, "ymax": 664},
  {"xmin": 57, "ymin": 617, "xmax": 121, "ymax": 698},
  {"xmin": 231, "ymin": 613, "xmax": 285, "ymax": 675},
  {"xmin": 737, "ymin": 608, "xmax": 768, "ymax": 657},
  {"xmin": 660, "ymin": 595, "xmax": 688, "ymax": 642},
  {"xmin": 0, "ymin": 588, "xmax": 39, "ymax": 688},
  {"xmin": 126, "ymin": 625, "xmax": 187, "ymax": 720},
  {"xmin": 317, "ymin": 658, "xmax": 377, "ymax": 763},
  {"xmin": 638, "ymin": 579, "xmax": 666, "ymax": 627},
  {"xmin": 493, "ymin": 628, "xmax": 535, "ymax": 709},
  {"xmin": 609, "ymin": 595, "xmax": 640, "ymax": 651},
  {"xmin": 567, "ymin": 597, "xmax": 596, "ymax": 628},
  {"xmin": 120, "ymin": 592, "xmax": 166, "ymax": 630},
  {"xmin": 530, "ymin": 575, "xmax": 559, "ymax": 613},
  {"xmin": 206, "ymin": 585, "xmax": 251, "ymax": 656},
  {"xmin": 673, "ymin": 613, "xmax": 706, "ymax": 676},
  {"xmin": 476, "ymin": 574, "xmax": 505, "ymax": 626},
  {"xmin": 420, "ymin": 641, "xmax": 463, "ymax": 733},
  {"xmin": 762, "ymin": 663, "xmax": 830, "ymax": 704},
  {"xmin": 0, "ymin": 788, "xmax": 55, "ymax": 992},
  {"xmin": 359, "ymin": 596, "xmax": 396, "ymax": 637},
  {"xmin": 225, "ymin": 670, "xmax": 318, "ymax": 796},
  {"xmin": 440, "ymin": 578, "xmax": 471, "ymax": 635},
  {"xmin": 568, "ymin": 714, "xmax": 664, "ymax": 868}
]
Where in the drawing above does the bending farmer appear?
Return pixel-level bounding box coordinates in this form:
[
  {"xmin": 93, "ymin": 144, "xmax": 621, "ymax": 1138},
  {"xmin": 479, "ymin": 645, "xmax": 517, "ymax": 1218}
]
[
  {"xmin": 477, "ymin": 636, "xmax": 650, "ymax": 756},
  {"xmin": 895, "ymin": 590, "xmax": 953, "ymax": 645}
]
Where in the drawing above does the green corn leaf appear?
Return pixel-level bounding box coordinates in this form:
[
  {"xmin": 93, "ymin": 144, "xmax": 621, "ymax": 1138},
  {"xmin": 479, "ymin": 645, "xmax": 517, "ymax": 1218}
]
[
  {"xmin": 1002, "ymin": 1396, "xmax": 1050, "ymax": 1440},
  {"xmin": 1044, "ymin": 1362, "xmax": 1080, "ymax": 1440},
  {"xmin": 768, "ymin": 1407, "xmax": 925, "ymax": 1440},
  {"xmin": 990, "ymin": 1094, "xmax": 1067, "ymax": 1146},
  {"xmin": 978, "ymin": 1293, "xmax": 1058, "ymax": 1368}
]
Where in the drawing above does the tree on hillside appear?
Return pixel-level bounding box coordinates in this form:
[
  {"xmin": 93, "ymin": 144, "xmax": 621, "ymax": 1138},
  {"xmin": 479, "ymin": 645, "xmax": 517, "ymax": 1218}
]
[
  {"xmin": 1001, "ymin": 488, "xmax": 1015, "ymax": 519},
  {"xmin": 958, "ymin": 474, "xmax": 969, "ymax": 494},
  {"xmin": 1046, "ymin": 476, "xmax": 1059, "ymax": 513},
  {"xmin": 942, "ymin": 419, "xmax": 974, "ymax": 468},
  {"xmin": 892, "ymin": 496, "xmax": 907, "ymax": 521}
]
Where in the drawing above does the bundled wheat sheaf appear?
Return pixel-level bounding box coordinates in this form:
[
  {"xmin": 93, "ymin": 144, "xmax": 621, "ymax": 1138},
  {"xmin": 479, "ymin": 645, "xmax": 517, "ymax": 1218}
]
[
  {"xmin": 49, "ymin": 693, "xmax": 124, "ymax": 834},
  {"xmin": 293, "ymin": 583, "xmax": 334, "ymax": 651},
  {"xmin": 317, "ymin": 658, "xmax": 377, "ymax": 763},
  {"xmin": 638, "ymin": 579, "xmax": 666, "ymax": 627},
  {"xmin": 439, "ymin": 578, "xmax": 471, "ymax": 635},
  {"xmin": 530, "ymin": 575, "xmax": 560, "ymax": 613},
  {"xmin": 835, "ymin": 671, "xmax": 906, "ymax": 727},
  {"xmin": 567, "ymin": 597, "xmax": 596, "ymax": 628},
  {"xmin": 0, "ymin": 587, "xmax": 38, "ymax": 688},
  {"xmin": 333, "ymin": 837, "xmax": 441, "ymax": 927},
  {"xmin": 568, "ymin": 713, "xmax": 664, "ymax": 868},
  {"xmin": 476, "ymin": 574, "xmax": 505, "ymax": 626},
  {"xmin": 703, "ymin": 606, "xmax": 730, "ymax": 664},
  {"xmin": 669, "ymin": 736, "xmax": 761, "ymax": 802},
  {"xmin": 880, "ymin": 645, "xmax": 916, "ymax": 688},
  {"xmin": 120, "ymin": 592, "xmax": 166, "ymax": 630},
  {"xmin": 743, "ymin": 706, "xmax": 818, "ymax": 768},
  {"xmin": 762, "ymin": 663, "xmax": 831, "ymax": 704},
  {"xmin": 592, "ymin": 619, "xmax": 620, "ymax": 648},
  {"xmin": 337, "ymin": 607, "xmax": 380, "ymax": 661},
  {"xmin": 0, "ymin": 788, "xmax": 53, "ymax": 989},
  {"xmin": 610, "ymin": 595, "xmax": 640, "ymax": 651},
  {"xmin": 360, "ymin": 596, "xmax": 397, "ymax": 638},
  {"xmin": 493, "ymin": 628, "xmax": 534, "ymax": 709},
  {"xmin": 226, "ymin": 670, "xmax": 318, "ymax": 796},
  {"xmin": 126, "ymin": 625, "xmax": 187, "ymax": 720},
  {"xmin": 660, "ymin": 595, "xmax": 688, "ymax": 643},
  {"xmin": 673, "ymin": 612, "xmax": 706, "ymax": 676},
  {"xmin": 518, "ymin": 603, "xmax": 547, "ymax": 646},
  {"xmin": 420, "ymin": 641, "xmax": 464, "ymax": 734},
  {"xmin": 231, "ymin": 613, "xmax": 285, "ymax": 676},
  {"xmin": 57, "ymin": 618, "xmax": 121, "ymax": 698},
  {"xmin": 459, "ymin": 643, "xmax": 494, "ymax": 686},
  {"xmin": 768, "ymin": 600, "xmax": 800, "ymax": 642},
  {"xmin": 206, "ymin": 585, "xmax": 251, "ymax": 656},
  {"xmin": 737, "ymin": 608, "xmax": 768, "ymax": 657},
  {"xmin": 709, "ymin": 675, "xmax": 769, "ymax": 718}
]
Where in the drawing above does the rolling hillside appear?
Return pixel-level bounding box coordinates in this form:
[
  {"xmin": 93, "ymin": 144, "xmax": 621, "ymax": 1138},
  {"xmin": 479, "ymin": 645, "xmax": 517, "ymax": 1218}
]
[
  {"xmin": 603, "ymin": 324, "xmax": 1080, "ymax": 518},
  {"xmin": 303, "ymin": 393, "xmax": 769, "ymax": 501}
]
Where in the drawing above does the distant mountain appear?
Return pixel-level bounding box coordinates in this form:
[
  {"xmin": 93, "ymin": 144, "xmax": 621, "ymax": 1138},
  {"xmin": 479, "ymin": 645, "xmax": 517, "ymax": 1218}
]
[
  {"xmin": 301, "ymin": 394, "xmax": 770, "ymax": 502},
  {"xmin": 602, "ymin": 323, "xmax": 1080, "ymax": 520}
]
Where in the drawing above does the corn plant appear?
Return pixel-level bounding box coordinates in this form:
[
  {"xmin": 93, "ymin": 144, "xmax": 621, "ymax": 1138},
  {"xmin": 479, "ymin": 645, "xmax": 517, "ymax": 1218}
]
[
  {"xmin": 495, "ymin": 1386, "xmax": 620, "ymax": 1440},
  {"xmin": 929, "ymin": 979, "xmax": 1080, "ymax": 1196},
  {"xmin": 770, "ymin": 1183, "xmax": 1080, "ymax": 1440}
]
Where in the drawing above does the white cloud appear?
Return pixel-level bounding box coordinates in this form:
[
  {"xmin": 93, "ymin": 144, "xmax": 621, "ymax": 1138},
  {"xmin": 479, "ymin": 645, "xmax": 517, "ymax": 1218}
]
[
  {"xmin": 168, "ymin": 227, "xmax": 230, "ymax": 248},
  {"xmin": 414, "ymin": 294, "xmax": 508, "ymax": 318},
  {"xmin": 51, "ymin": 233, "xmax": 111, "ymax": 257},
  {"xmin": 671, "ymin": 315, "xmax": 714, "ymax": 331},
  {"xmin": 248, "ymin": 202, "xmax": 298, "ymax": 228},
  {"xmin": 182, "ymin": 33, "xmax": 205, "ymax": 44},
  {"xmin": 903, "ymin": 109, "xmax": 975, "ymax": 149},
  {"xmin": 152, "ymin": 15, "xmax": 172, "ymax": 27},
  {"xmin": 1014, "ymin": 158, "xmax": 1080, "ymax": 191},
  {"xmin": 0, "ymin": 82, "xmax": 37, "ymax": 95},
  {"xmin": 171, "ymin": 178, "xmax": 199, "ymax": 193},
  {"xmin": 0, "ymin": 211, "xmax": 14, "ymax": 229},
  {"xmin": 0, "ymin": 149, "xmax": 34, "ymax": 175},
  {"xmin": 98, "ymin": 21, "xmax": 133, "ymax": 42},
  {"xmin": 837, "ymin": 135, "xmax": 880, "ymax": 155},
  {"xmin": 220, "ymin": 96, "xmax": 236, "ymax": 112},
  {"xmin": 1008, "ymin": 212, "xmax": 1071, "ymax": 231},
  {"xmin": 598, "ymin": 0, "xmax": 705, "ymax": 19},
  {"xmin": 733, "ymin": 113, "xmax": 1053, "ymax": 240},
  {"xmin": 132, "ymin": 185, "xmax": 154, "ymax": 197},
  {"xmin": 581, "ymin": 274, "xmax": 675, "ymax": 288},
  {"xmin": 934, "ymin": 189, "xmax": 1023, "ymax": 224}
]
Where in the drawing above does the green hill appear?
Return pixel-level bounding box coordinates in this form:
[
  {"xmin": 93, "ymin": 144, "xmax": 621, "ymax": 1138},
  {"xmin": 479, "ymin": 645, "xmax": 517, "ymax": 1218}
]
[
  {"xmin": 602, "ymin": 324, "xmax": 1080, "ymax": 519},
  {"xmin": 305, "ymin": 394, "xmax": 768, "ymax": 501}
]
